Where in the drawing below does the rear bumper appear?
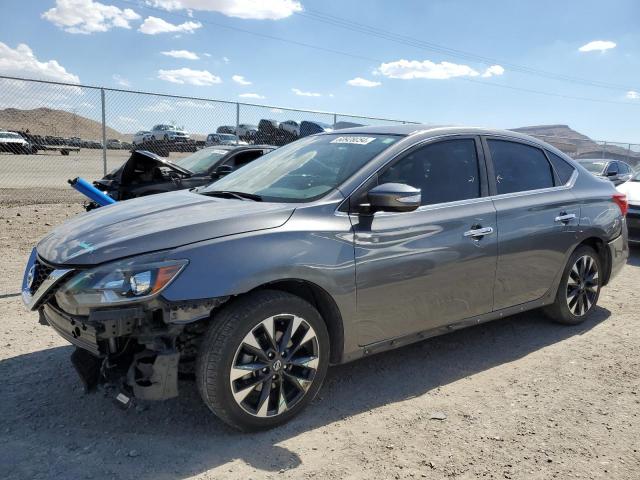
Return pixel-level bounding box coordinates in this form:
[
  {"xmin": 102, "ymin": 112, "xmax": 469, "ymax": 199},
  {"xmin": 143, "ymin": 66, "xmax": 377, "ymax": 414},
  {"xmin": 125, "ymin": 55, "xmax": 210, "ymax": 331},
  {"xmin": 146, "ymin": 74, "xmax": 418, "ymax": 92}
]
[{"xmin": 607, "ymin": 228, "xmax": 629, "ymax": 282}]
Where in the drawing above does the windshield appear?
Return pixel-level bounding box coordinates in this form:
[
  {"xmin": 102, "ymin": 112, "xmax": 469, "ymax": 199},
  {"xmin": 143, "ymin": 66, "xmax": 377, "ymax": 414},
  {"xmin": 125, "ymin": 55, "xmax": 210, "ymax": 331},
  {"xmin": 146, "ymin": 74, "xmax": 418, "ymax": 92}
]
[
  {"xmin": 219, "ymin": 134, "xmax": 237, "ymax": 141},
  {"xmin": 200, "ymin": 133, "xmax": 401, "ymax": 202},
  {"xmin": 579, "ymin": 160, "xmax": 606, "ymax": 174},
  {"xmin": 172, "ymin": 148, "xmax": 227, "ymax": 174}
]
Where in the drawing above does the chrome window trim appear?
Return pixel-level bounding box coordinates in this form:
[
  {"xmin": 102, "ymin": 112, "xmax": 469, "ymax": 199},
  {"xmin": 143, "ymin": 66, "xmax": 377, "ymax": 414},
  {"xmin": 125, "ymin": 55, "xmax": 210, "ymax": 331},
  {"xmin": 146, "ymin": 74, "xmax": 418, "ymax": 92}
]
[
  {"xmin": 488, "ymin": 168, "xmax": 578, "ymax": 201},
  {"xmin": 335, "ymin": 133, "xmax": 580, "ymax": 218}
]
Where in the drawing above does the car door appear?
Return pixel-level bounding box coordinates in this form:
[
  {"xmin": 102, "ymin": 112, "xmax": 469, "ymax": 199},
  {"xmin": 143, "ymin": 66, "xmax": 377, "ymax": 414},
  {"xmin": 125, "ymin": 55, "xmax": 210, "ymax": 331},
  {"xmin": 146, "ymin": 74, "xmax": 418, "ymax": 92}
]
[
  {"xmin": 483, "ymin": 137, "xmax": 580, "ymax": 310},
  {"xmin": 351, "ymin": 136, "xmax": 498, "ymax": 346}
]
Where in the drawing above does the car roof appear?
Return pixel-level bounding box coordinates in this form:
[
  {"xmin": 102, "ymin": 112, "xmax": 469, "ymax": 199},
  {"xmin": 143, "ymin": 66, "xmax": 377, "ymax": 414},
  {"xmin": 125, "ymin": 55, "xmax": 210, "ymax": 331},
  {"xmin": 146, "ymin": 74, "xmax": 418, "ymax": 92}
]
[
  {"xmin": 323, "ymin": 124, "xmax": 577, "ymax": 150},
  {"xmin": 202, "ymin": 144, "xmax": 275, "ymax": 151}
]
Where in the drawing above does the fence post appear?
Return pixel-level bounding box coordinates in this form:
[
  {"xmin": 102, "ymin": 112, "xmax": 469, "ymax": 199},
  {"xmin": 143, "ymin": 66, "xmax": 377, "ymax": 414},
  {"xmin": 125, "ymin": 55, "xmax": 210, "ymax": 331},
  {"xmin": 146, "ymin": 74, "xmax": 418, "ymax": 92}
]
[
  {"xmin": 628, "ymin": 144, "xmax": 632, "ymax": 164},
  {"xmin": 235, "ymin": 102, "xmax": 240, "ymax": 145},
  {"xmin": 333, "ymin": 113, "xmax": 337, "ymax": 126},
  {"xmin": 601, "ymin": 141, "xmax": 606, "ymax": 160},
  {"xmin": 100, "ymin": 88, "xmax": 107, "ymax": 176}
]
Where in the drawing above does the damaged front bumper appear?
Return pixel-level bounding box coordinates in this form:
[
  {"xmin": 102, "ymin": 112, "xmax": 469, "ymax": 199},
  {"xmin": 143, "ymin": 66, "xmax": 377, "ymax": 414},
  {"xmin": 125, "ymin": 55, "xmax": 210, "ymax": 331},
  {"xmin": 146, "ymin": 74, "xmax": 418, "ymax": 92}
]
[
  {"xmin": 24, "ymin": 249, "xmax": 227, "ymax": 403},
  {"xmin": 39, "ymin": 297, "xmax": 227, "ymax": 403}
]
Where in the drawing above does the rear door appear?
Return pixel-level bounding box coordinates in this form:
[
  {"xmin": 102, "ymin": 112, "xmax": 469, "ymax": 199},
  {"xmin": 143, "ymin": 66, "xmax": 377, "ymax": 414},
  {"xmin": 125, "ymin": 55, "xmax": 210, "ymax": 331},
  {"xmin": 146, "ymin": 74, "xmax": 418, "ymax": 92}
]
[
  {"xmin": 483, "ymin": 137, "xmax": 579, "ymax": 310},
  {"xmin": 351, "ymin": 136, "xmax": 498, "ymax": 346}
]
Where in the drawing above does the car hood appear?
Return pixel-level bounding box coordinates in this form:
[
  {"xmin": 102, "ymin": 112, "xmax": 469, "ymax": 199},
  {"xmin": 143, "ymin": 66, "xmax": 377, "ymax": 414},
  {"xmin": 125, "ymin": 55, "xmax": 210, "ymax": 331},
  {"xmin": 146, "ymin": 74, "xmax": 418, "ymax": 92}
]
[
  {"xmin": 617, "ymin": 181, "xmax": 640, "ymax": 204},
  {"xmin": 101, "ymin": 150, "xmax": 192, "ymax": 183},
  {"xmin": 37, "ymin": 190, "xmax": 295, "ymax": 266}
]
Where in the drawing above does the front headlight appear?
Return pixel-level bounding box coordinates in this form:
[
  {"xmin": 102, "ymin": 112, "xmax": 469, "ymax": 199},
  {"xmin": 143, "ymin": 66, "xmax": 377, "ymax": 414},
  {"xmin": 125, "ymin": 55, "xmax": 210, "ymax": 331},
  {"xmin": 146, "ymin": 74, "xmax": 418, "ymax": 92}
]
[{"xmin": 55, "ymin": 258, "xmax": 188, "ymax": 316}]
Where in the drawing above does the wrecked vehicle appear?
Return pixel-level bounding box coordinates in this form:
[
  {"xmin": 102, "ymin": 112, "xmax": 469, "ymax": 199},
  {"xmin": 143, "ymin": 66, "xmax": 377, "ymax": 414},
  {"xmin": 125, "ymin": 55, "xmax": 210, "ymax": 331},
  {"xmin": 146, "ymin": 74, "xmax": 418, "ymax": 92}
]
[
  {"xmin": 85, "ymin": 145, "xmax": 274, "ymax": 209},
  {"xmin": 23, "ymin": 126, "xmax": 628, "ymax": 431}
]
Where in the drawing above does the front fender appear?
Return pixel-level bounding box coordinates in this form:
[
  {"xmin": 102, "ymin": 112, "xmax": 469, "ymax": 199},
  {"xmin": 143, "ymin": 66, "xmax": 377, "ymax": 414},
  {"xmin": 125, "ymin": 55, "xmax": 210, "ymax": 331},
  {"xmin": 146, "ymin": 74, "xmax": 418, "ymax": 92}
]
[{"xmin": 161, "ymin": 206, "xmax": 356, "ymax": 327}]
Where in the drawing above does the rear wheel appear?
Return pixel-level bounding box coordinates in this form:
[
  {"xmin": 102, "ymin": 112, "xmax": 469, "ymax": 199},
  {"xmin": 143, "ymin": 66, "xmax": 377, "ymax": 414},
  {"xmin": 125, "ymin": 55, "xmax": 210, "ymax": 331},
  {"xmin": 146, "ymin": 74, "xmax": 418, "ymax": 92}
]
[
  {"xmin": 196, "ymin": 290, "xmax": 329, "ymax": 431},
  {"xmin": 544, "ymin": 245, "xmax": 602, "ymax": 325}
]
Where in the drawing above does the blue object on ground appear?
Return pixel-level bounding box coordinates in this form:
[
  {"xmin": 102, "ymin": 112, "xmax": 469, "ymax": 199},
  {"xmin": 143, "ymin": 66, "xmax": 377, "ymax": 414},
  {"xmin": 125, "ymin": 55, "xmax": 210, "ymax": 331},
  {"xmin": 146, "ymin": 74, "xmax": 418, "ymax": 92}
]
[{"xmin": 68, "ymin": 177, "xmax": 116, "ymax": 206}]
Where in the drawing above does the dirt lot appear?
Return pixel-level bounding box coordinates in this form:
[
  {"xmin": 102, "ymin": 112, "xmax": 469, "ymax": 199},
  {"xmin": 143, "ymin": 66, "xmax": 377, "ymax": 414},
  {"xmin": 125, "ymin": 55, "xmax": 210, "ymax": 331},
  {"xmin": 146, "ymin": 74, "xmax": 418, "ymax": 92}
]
[
  {"xmin": 0, "ymin": 203, "xmax": 638, "ymax": 480},
  {"xmin": 0, "ymin": 150, "xmax": 193, "ymax": 205}
]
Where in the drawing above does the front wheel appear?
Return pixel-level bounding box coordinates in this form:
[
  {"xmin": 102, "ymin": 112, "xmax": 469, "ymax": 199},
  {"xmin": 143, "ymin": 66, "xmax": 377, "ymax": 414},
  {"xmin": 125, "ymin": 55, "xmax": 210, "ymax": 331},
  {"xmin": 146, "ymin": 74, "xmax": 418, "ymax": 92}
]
[
  {"xmin": 196, "ymin": 290, "xmax": 329, "ymax": 431},
  {"xmin": 544, "ymin": 245, "xmax": 602, "ymax": 325}
]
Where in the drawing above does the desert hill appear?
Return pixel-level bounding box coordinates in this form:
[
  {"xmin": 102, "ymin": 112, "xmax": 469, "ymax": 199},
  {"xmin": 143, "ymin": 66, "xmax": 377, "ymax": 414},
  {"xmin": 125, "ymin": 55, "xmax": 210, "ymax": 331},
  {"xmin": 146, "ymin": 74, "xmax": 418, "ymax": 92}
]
[{"xmin": 0, "ymin": 107, "xmax": 124, "ymax": 141}]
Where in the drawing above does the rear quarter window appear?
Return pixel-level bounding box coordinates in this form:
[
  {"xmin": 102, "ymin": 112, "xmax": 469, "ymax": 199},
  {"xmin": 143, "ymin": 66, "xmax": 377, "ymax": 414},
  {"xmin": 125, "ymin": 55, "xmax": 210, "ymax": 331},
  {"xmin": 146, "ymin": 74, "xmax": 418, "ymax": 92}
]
[{"xmin": 546, "ymin": 151, "xmax": 576, "ymax": 185}]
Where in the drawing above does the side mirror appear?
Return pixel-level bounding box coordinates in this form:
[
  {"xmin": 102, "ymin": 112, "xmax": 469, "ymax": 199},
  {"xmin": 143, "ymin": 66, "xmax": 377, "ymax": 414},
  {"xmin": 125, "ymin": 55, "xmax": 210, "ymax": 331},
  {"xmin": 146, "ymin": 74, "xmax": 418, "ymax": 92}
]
[
  {"xmin": 366, "ymin": 183, "xmax": 421, "ymax": 213},
  {"xmin": 214, "ymin": 164, "xmax": 234, "ymax": 178}
]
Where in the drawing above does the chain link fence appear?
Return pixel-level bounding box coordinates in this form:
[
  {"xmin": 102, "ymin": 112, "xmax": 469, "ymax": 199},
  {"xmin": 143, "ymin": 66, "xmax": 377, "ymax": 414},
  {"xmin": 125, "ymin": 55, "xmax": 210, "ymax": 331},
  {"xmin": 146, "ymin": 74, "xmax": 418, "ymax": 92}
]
[
  {"xmin": 0, "ymin": 76, "xmax": 415, "ymax": 205},
  {"xmin": 1, "ymin": 75, "xmax": 639, "ymax": 205}
]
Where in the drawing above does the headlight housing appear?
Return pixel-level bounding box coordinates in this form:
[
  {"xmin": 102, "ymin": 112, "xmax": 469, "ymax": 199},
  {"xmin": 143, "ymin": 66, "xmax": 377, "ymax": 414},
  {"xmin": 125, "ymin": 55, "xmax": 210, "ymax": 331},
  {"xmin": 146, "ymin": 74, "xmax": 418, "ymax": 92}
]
[{"xmin": 55, "ymin": 257, "xmax": 188, "ymax": 316}]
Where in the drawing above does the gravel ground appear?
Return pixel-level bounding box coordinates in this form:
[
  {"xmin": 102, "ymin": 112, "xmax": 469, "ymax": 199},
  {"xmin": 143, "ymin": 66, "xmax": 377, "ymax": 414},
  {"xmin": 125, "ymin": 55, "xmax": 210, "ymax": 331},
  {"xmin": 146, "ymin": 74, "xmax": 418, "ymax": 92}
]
[
  {"xmin": 0, "ymin": 203, "xmax": 639, "ymax": 480},
  {"xmin": 0, "ymin": 150, "xmax": 193, "ymax": 205}
]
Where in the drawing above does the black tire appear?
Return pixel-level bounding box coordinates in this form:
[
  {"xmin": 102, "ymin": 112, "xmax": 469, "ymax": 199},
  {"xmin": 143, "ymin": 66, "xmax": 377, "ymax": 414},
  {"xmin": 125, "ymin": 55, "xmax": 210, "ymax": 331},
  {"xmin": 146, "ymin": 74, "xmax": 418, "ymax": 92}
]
[
  {"xmin": 196, "ymin": 290, "xmax": 330, "ymax": 431},
  {"xmin": 544, "ymin": 245, "xmax": 602, "ymax": 325}
]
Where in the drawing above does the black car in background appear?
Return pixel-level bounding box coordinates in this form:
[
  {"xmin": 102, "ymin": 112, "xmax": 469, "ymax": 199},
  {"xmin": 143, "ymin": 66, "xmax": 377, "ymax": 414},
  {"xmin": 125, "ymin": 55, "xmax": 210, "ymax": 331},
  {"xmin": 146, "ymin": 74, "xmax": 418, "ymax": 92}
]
[
  {"xmin": 577, "ymin": 158, "xmax": 634, "ymax": 185},
  {"xmin": 87, "ymin": 145, "xmax": 274, "ymax": 209},
  {"xmin": 299, "ymin": 120, "xmax": 333, "ymax": 138}
]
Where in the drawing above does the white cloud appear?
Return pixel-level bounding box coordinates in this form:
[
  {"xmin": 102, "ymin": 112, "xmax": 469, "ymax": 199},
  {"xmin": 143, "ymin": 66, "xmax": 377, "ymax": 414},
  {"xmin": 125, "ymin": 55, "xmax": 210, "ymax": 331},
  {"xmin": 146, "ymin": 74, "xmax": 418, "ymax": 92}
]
[
  {"xmin": 0, "ymin": 43, "xmax": 84, "ymax": 110},
  {"xmin": 42, "ymin": 0, "xmax": 140, "ymax": 34},
  {"xmin": 146, "ymin": 0, "xmax": 302, "ymax": 20},
  {"xmin": 161, "ymin": 49, "xmax": 199, "ymax": 60},
  {"xmin": 377, "ymin": 59, "xmax": 479, "ymax": 80},
  {"xmin": 239, "ymin": 93, "xmax": 265, "ymax": 99},
  {"xmin": 139, "ymin": 16, "xmax": 202, "ymax": 34},
  {"xmin": 112, "ymin": 74, "xmax": 131, "ymax": 87},
  {"xmin": 627, "ymin": 90, "xmax": 640, "ymax": 100},
  {"xmin": 141, "ymin": 101, "xmax": 174, "ymax": 113},
  {"xmin": 347, "ymin": 77, "xmax": 381, "ymax": 87},
  {"xmin": 376, "ymin": 59, "xmax": 505, "ymax": 80},
  {"xmin": 175, "ymin": 99, "xmax": 218, "ymax": 109},
  {"xmin": 157, "ymin": 68, "xmax": 221, "ymax": 85},
  {"xmin": 480, "ymin": 65, "xmax": 505, "ymax": 78},
  {"xmin": 146, "ymin": 0, "xmax": 183, "ymax": 10},
  {"xmin": 292, "ymin": 88, "xmax": 321, "ymax": 97},
  {"xmin": 222, "ymin": 56, "xmax": 230, "ymax": 64},
  {"xmin": 232, "ymin": 75, "xmax": 252, "ymax": 85},
  {"xmin": 0, "ymin": 42, "xmax": 79, "ymax": 83},
  {"xmin": 578, "ymin": 40, "xmax": 616, "ymax": 53}
]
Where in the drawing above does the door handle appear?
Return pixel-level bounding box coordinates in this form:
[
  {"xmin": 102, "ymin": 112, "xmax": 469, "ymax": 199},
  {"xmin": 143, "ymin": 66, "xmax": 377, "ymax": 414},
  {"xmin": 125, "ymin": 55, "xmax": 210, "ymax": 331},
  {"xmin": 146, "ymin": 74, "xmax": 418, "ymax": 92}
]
[
  {"xmin": 463, "ymin": 226, "xmax": 494, "ymax": 238},
  {"xmin": 554, "ymin": 213, "xmax": 576, "ymax": 223}
]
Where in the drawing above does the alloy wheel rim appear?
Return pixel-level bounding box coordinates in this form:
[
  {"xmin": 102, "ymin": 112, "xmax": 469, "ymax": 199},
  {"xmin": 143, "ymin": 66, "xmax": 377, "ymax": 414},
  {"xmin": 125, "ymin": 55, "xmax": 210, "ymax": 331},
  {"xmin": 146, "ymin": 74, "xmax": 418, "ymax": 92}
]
[
  {"xmin": 566, "ymin": 255, "xmax": 599, "ymax": 317},
  {"xmin": 229, "ymin": 314, "xmax": 319, "ymax": 418}
]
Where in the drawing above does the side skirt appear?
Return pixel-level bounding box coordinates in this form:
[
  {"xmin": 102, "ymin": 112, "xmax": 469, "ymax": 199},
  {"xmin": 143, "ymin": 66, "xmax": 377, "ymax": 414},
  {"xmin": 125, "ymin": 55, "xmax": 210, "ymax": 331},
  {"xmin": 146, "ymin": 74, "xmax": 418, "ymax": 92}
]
[{"xmin": 345, "ymin": 296, "xmax": 554, "ymax": 362}]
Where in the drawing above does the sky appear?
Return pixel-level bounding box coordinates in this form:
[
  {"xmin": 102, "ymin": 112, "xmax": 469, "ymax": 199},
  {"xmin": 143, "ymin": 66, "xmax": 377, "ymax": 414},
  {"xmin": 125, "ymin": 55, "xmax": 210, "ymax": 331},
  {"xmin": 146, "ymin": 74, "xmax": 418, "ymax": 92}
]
[{"xmin": 0, "ymin": 0, "xmax": 639, "ymax": 142}]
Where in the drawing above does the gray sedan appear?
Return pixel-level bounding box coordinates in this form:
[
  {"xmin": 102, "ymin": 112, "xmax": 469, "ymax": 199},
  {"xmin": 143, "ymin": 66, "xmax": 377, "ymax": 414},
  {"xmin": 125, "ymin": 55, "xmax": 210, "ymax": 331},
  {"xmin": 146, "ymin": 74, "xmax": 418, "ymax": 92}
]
[{"xmin": 23, "ymin": 125, "xmax": 629, "ymax": 431}]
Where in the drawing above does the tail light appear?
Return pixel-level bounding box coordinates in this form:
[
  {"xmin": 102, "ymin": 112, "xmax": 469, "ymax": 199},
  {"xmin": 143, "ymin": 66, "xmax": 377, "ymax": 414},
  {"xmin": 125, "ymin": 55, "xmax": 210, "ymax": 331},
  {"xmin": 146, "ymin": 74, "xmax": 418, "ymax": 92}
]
[{"xmin": 613, "ymin": 193, "xmax": 628, "ymax": 216}]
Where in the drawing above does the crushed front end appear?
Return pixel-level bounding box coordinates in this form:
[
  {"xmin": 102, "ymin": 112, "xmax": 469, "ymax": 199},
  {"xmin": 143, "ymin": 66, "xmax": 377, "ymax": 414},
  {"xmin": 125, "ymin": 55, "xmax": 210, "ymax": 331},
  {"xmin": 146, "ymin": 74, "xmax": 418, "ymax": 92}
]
[{"xmin": 22, "ymin": 249, "xmax": 226, "ymax": 406}]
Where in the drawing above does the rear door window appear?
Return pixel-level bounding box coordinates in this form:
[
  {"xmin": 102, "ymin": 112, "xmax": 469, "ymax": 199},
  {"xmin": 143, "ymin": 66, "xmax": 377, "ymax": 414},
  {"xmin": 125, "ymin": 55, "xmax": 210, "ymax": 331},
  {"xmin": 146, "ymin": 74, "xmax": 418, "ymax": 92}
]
[
  {"xmin": 378, "ymin": 138, "xmax": 481, "ymax": 206},
  {"xmin": 487, "ymin": 140, "xmax": 554, "ymax": 194}
]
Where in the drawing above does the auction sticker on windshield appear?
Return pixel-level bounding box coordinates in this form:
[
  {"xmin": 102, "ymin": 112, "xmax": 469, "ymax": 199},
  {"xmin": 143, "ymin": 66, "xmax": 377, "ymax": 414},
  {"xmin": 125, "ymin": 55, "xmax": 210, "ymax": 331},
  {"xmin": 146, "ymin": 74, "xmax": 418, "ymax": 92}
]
[{"xmin": 330, "ymin": 136, "xmax": 376, "ymax": 145}]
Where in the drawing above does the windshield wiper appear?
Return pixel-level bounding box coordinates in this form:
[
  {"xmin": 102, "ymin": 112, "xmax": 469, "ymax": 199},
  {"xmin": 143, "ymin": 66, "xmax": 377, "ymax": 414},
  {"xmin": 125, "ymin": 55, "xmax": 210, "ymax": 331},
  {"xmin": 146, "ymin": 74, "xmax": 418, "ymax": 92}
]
[{"xmin": 199, "ymin": 190, "xmax": 263, "ymax": 201}]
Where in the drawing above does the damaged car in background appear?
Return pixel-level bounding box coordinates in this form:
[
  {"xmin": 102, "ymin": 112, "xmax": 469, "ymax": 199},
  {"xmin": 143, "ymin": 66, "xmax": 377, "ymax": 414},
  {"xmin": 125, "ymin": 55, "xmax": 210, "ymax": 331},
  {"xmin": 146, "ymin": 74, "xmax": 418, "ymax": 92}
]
[
  {"xmin": 23, "ymin": 126, "xmax": 628, "ymax": 431},
  {"xmin": 83, "ymin": 145, "xmax": 274, "ymax": 210}
]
